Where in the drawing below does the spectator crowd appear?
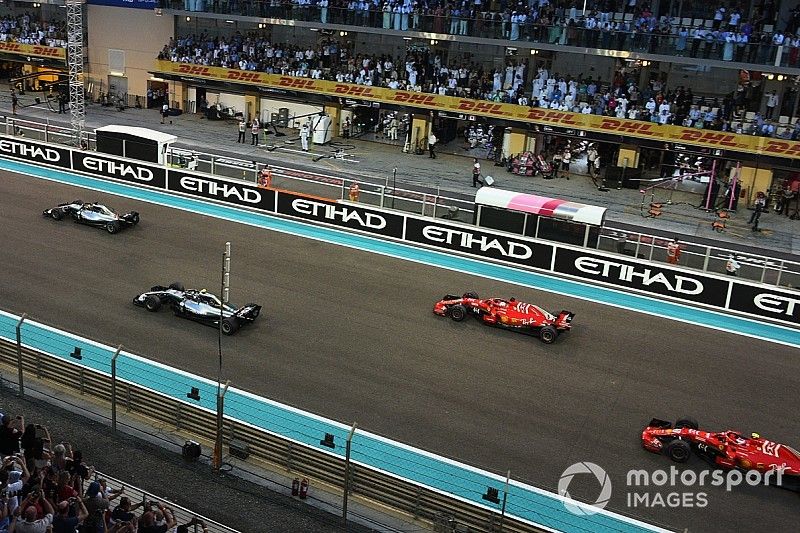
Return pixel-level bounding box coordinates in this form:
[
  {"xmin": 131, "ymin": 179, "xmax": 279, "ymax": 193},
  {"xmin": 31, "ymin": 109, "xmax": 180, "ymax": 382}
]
[
  {"xmin": 159, "ymin": 32, "xmax": 800, "ymax": 139},
  {"xmin": 0, "ymin": 411, "xmax": 208, "ymax": 533},
  {"xmin": 0, "ymin": 13, "xmax": 66, "ymax": 48},
  {"xmin": 166, "ymin": 0, "xmax": 797, "ymax": 66}
]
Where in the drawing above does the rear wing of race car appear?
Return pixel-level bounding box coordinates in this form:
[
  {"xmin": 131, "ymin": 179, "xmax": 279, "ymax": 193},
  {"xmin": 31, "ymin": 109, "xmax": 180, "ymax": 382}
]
[
  {"xmin": 556, "ymin": 311, "xmax": 575, "ymax": 329},
  {"xmin": 235, "ymin": 304, "xmax": 262, "ymax": 322},
  {"xmin": 119, "ymin": 211, "xmax": 140, "ymax": 224},
  {"xmin": 647, "ymin": 418, "xmax": 673, "ymax": 430}
]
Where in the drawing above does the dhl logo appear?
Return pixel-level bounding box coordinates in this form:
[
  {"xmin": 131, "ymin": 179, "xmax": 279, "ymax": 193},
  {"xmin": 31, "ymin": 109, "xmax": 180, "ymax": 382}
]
[
  {"xmin": 677, "ymin": 130, "xmax": 740, "ymax": 147},
  {"xmin": 525, "ymin": 109, "xmax": 579, "ymax": 125},
  {"xmin": 277, "ymin": 77, "xmax": 318, "ymax": 90},
  {"xmin": 762, "ymin": 140, "xmax": 800, "ymax": 157},
  {"xmin": 598, "ymin": 118, "xmax": 658, "ymax": 135},
  {"xmin": 226, "ymin": 70, "xmax": 261, "ymax": 83},
  {"xmin": 457, "ymin": 100, "xmax": 510, "ymax": 115},
  {"xmin": 0, "ymin": 43, "xmax": 22, "ymax": 52},
  {"xmin": 32, "ymin": 47, "xmax": 61, "ymax": 57},
  {"xmin": 393, "ymin": 92, "xmax": 437, "ymax": 105},
  {"xmin": 333, "ymin": 84, "xmax": 376, "ymax": 98},
  {"xmin": 176, "ymin": 65, "xmax": 212, "ymax": 76}
]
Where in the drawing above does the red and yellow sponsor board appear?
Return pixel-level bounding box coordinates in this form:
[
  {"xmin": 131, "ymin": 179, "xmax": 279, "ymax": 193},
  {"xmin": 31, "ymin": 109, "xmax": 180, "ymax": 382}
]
[
  {"xmin": 0, "ymin": 42, "xmax": 65, "ymax": 60},
  {"xmin": 157, "ymin": 61, "xmax": 800, "ymax": 159}
]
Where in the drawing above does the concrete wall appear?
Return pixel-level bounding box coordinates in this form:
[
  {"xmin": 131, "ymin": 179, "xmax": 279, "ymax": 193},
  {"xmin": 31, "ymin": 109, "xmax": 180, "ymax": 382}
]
[{"xmin": 87, "ymin": 6, "xmax": 174, "ymax": 97}]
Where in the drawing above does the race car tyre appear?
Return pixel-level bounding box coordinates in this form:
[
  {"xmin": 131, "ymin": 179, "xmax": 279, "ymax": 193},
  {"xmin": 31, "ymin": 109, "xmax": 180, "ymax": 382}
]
[
  {"xmin": 106, "ymin": 222, "xmax": 120, "ymax": 234},
  {"xmin": 221, "ymin": 317, "xmax": 239, "ymax": 335},
  {"xmin": 247, "ymin": 305, "xmax": 260, "ymax": 318},
  {"xmin": 144, "ymin": 295, "xmax": 162, "ymax": 312},
  {"xmin": 51, "ymin": 209, "xmax": 64, "ymax": 221},
  {"xmin": 463, "ymin": 291, "xmax": 479, "ymax": 299},
  {"xmin": 168, "ymin": 282, "xmax": 185, "ymax": 291},
  {"xmin": 449, "ymin": 304, "xmax": 467, "ymax": 322},
  {"xmin": 674, "ymin": 417, "xmax": 699, "ymax": 430},
  {"xmin": 131, "ymin": 213, "xmax": 140, "ymax": 225},
  {"xmin": 539, "ymin": 325, "xmax": 558, "ymax": 344},
  {"xmin": 665, "ymin": 439, "xmax": 692, "ymax": 463}
]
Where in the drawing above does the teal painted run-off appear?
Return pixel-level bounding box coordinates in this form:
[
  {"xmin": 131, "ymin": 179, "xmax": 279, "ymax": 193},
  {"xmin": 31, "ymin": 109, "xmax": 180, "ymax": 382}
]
[{"xmin": 7, "ymin": 156, "xmax": 794, "ymax": 532}]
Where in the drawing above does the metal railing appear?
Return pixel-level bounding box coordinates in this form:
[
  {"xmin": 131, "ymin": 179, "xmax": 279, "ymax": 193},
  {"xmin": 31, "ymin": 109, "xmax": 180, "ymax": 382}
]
[
  {"xmin": 90, "ymin": 472, "xmax": 241, "ymax": 533},
  {"xmin": 3, "ymin": 116, "xmax": 798, "ymax": 288},
  {"xmin": 596, "ymin": 227, "xmax": 800, "ymax": 288},
  {"xmin": 166, "ymin": 148, "xmax": 476, "ymax": 222}
]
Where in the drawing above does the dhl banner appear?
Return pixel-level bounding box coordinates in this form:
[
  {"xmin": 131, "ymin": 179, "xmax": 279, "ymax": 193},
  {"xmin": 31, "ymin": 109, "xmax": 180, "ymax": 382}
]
[
  {"xmin": 156, "ymin": 61, "xmax": 800, "ymax": 159},
  {"xmin": 0, "ymin": 42, "xmax": 65, "ymax": 60}
]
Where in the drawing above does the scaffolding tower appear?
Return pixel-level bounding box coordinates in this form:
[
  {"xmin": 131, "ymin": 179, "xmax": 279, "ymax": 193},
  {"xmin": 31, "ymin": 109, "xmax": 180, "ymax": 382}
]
[{"xmin": 66, "ymin": 0, "xmax": 85, "ymax": 144}]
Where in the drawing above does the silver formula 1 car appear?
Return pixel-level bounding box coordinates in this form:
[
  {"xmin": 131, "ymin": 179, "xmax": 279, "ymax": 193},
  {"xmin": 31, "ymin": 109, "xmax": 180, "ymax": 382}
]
[
  {"xmin": 132, "ymin": 282, "xmax": 261, "ymax": 335},
  {"xmin": 43, "ymin": 200, "xmax": 139, "ymax": 234}
]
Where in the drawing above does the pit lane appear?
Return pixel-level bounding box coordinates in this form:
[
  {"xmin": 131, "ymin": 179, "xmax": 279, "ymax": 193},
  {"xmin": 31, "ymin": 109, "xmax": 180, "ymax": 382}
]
[{"xmin": 0, "ymin": 170, "xmax": 797, "ymax": 532}]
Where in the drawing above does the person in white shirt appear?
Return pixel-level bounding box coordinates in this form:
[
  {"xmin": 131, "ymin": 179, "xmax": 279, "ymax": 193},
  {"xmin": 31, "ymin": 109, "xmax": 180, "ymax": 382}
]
[
  {"xmin": 490, "ymin": 70, "xmax": 500, "ymax": 93},
  {"xmin": 561, "ymin": 147, "xmax": 571, "ymax": 179},
  {"xmin": 765, "ymin": 90, "xmax": 779, "ymax": 119},
  {"xmin": 537, "ymin": 66, "xmax": 548, "ymax": 81},
  {"xmin": 532, "ymin": 78, "xmax": 543, "ymax": 99},
  {"xmin": 728, "ymin": 9, "xmax": 740, "ymax": 29},
  {"xmin": 713, "ymin": 6, "xmax": 726, "ymax": 29},
  {"xmin": 300, "ymin": 121, "xmax": 310, "ymax": 151},
  {"xmin": 472, "ymin": 158, "xmax": 482, "ymax": 187},
  {"xmin": 645, "ymin": 98, "xmax": 656, "ymax": 116},
  {"xmin": 725, "ymin": 255, "xmax": 740, "ymax": 276}
]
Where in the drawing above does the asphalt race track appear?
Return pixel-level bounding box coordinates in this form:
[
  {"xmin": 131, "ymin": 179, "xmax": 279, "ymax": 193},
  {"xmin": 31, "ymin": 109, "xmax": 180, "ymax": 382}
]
[{"xmin": 1, "ymin": 170, "xmax": 798, "ymax": 533}]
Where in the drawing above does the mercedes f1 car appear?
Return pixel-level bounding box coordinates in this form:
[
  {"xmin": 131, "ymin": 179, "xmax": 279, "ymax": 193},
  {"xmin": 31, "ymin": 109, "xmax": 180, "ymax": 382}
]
[
  {"xmin": 43, "ymin": 200, "xmax": 140, "ymax": 234},
  {"xmin": 642, "ymin": 417, "xmax": 800, "ymax": 491},
  {"xmin": 133, "ymin": 282, "xmax": 261, "ymax": 335},
  {"xmin": 433, "ymin": 292, "xmax": 574, "ymax": 344}
]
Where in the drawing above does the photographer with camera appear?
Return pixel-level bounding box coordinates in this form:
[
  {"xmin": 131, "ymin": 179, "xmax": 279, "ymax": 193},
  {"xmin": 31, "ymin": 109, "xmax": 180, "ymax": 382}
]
[
  {"xmin": 52, "ymin": 495, "xmax": 87, "ymax": 533},
  {"xmin": 139, "ymin": 501, "xmax": 176, "ymax": 533},
  {"xmin": 1, "ymin": 453, "xmax": 31, "ymax": 518},
  {"xmin": 110, "ymin": 496, "xmax": 143, "ymax": 524},
  {"xmin": 11, "ymin": 486, "xmax": 53, "ymax": 533}
]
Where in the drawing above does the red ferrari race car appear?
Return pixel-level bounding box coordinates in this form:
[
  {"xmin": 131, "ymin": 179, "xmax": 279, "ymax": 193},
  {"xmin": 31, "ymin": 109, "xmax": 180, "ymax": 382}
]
[
  {"xmin": 642, "ymin": 417, "xmax": 800, "ymax": 491},
  {"xmin": 432, "ymin": 292, "xmax": 574, "ymax": 344}
]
